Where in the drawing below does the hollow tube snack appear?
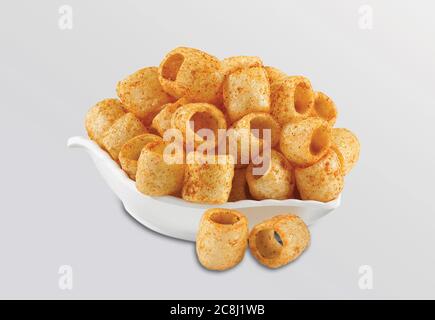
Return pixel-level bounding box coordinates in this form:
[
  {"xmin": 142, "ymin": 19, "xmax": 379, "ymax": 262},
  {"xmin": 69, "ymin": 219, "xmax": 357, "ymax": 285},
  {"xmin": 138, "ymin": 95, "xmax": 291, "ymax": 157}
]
[
  {"xmin": 158, "ymin": 47, "xmax": 223, "ymax": 103},
  {"xmin": 151, "ymin": 97, "xmax": 189, "ymax": 137},
  {"xmin": 136, "ymin": 140, "xmax": 185, "ymax": 196},
  {"xmin": 171, "ymin": 102, "xmax": 227, "ymax": 148},
  {"xmin": 271, "ymin": 76, "xmax": 314, "ymax": 125},
  {"xmin": 223, "ymin": 67, "xmax": 270, "ymax": 123},
  {"xmin": 330, "ymin": 128, "xmax": 360, "ymax": 175},
  {"xmin": 295, "ymin": 150, "xmax": 344, "ymax": 202},
  {"xmin": 264, "ymin": 66, "xmax": 287, "ymax": 87},
  {"xmin": 101, "ymin": 113, "xmax": 147, "ymax": 161},
  {"xmin": 311, "ymin": 91, "xmax": 337, "ymax": 126},
  {"xmin": 182, "ymin": 152, "xmax": 234, "ymax": 204},
  {"xmin": 248, "ymin": 214, "xmax": 310, "ymax": 269},
  {"xmin": 279, "ymin": 117, "xmax": 331, "ymax": 167},
  {"xmin": 85, "ymin": 98, "xmax": 126, "ymax": 146},
  {"xmin": 116, "ymin": 67, "xmax": 174, "ymax": 124},
  {"xmin": 119, "ymin": 133, "xmax": 163, "ymax": 180},
  {"xmin": 246, "ymin": 150, "xmax": 295, "ymax": 200},
  {"xmin": 196, "ymin": 208, "xmax": 248, "ymax": 271},
  {"xmin": 221, "ymin": 56, "xmax": 263, "ymax": 76},
  {"xmin": 228, "ymin": 168, "xmax": 250, "ymax": 202}
]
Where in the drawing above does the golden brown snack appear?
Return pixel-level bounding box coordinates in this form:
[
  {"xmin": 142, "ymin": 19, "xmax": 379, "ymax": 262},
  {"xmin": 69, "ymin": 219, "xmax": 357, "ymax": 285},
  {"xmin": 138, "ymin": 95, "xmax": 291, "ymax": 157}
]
[
  {"xmin": 246, "ymin": 150, "xmax": 295, "ymax": 200},
  {"xmin": 116, "ymin": 67, "xmax": 174, "ymax": 124},
  {"xmin": 264, "ymin": 66, "xmax": 287, "ymax": 87},
  {"xmin": 182, "ymin": 152, "xmax": 234, "ymax": 204},
  {"xmin": 227, "ymin": 112, "xmax": 281, "ymax": 167},
  {"xmin": 270, "ymin": 76, "xmax": 314, "ymax": 125},
  {"xmin": 151, "ymin": 97, "xmax": 189, "ymax": 137},
  {"xmin": 249, "ymin": 214, "xmax": 310, "ymax": 269},
  {"xmin": 119, "ymin": 133, "xmax": 163, "ymax": 179},
  {"xmin": 228, "ymin": 168, "xmax": 250, "ymax": 202},
  {"xmin": 158, "ymin": 47, "xmax": 223, "ymax": 103},
  {"xmin": 136, "ymin": 140, "xmax": 185, "ymax": 196},
  {"xmin": 221, "ymin": 56, "xmax": 263, "ymax": 75},
  {"xmin": 311, "ymin": 91, "xmax": 337, "ymax": 126},
  {"xmin": 85, "ymin": 98, "xmax": 126, "ymax": 146},
  {"xmin": 196, "ymin": 208, "xmax": 248, "ymax": 271},
  {"xmin": 101, "ymin": 113, "xmax": 147, "ymax": 161},
  {"xmin": 295, "ymin": 150, "xmax": 344, "ymax": 202},
  {"xmin": 331, "ymin": 128, "xmax": 360, "ymax": 175},
  {"xmin": 171, "ymin": 102, "xmax": 227, "ymax": 149},
  {"xmin": 280, "ymin": 117, "xmax": 331, "ymax": 167},
  {"xmin": 223, "ymin": 67, "xmax": 270, "ymax": 123}
]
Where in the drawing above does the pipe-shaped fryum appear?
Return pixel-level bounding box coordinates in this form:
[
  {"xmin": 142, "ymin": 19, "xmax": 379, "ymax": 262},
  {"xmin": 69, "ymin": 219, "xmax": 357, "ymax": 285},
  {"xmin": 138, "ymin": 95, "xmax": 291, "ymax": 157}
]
[
  {"xmin": 295, "ymin": 150, "xmax": 344, "ymax": 202},
  {"xmin": 264, "ymin": 66, "xmax": 287, "ymax": 87},
  {"xmin": 196, "ymin": 208, "xmax": 248, "ymax": 271},
  {"xmin": 136, "ymin": 140, "xmax": 185, "ymax": 196},
  {"xmin": 221, "ymin": 56, "xmax": 263, "ymax": 76},
  {"xmin": 249, "ymin": 214, "xmax": 310, "ymax": 269},
  {"xmin": 151, "ymin": 97, "xmax": 189, "ymax": 137},
  {"xmin": 101, "ymin": 113, "xmax": 147, "ymax": 161},
  {"xmin": 280, "ymin": 117, "xmax": 331, "ymax": 167},
  {"xmin": 182, "ymin": 152, "xmax": 234, "ymax": 204},
  {"xmin": 85, "ymin": 98, "xmax": 126, "ymax": 146},
  {"xmin": 171, "ymin": 102, "xmax": 227, "ymax": 149},
  {"xmin": 158, "ymin": 47, "xmax": 223, "ymax": 103},
  {"xmin": 330, "ymin": 128, "xmax": 360, "ymax": 175},
  {"xmin": 116, "ymin": 67, "xmax": 174, "ymax": 125},
  {"xmin": 246, "ymin": 150, "xmax": 295, "ymax": 200},
  {"xmin": 311, "ymin": 91, "xmax": 338, "ymax": 126},
  {"xmin": 271, "ymin": 76, "xmax": 314, "ymax": 125},
  {"xmin": 223, "ymin": 67, "xmax": 270, "ymax": 124},
  {"xmin": 119, "ymin": 133, "xmax": 162, "ymax": 180}
]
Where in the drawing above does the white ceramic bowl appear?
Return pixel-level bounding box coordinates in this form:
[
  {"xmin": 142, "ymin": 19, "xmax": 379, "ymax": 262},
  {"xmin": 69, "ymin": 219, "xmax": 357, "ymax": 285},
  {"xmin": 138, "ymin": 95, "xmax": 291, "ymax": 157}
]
[{"xmin": 67, "ymin": 136, "xmax": 341, "ymax": 241}]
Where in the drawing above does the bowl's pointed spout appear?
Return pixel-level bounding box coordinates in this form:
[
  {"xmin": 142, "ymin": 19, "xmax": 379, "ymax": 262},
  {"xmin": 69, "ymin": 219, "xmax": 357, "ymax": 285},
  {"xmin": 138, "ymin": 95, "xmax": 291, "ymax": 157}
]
[{"xmin": 67, "ymin": 136, "xmax": 91, "ymax": 149}]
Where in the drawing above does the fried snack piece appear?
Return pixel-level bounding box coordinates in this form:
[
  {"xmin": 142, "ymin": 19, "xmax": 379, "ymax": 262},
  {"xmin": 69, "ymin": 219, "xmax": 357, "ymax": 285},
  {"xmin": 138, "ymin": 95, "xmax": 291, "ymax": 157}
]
[
  {"xmin": 295, "ymin": 150, "xmax": 344, "ymax": 202},
  {"xmin": 101, "ymin": 113, "xmax": 146, "ymax": 161},
  {"xmin": 151, "ymin": 97, "xmax": 189, "ymax": 137},
  {"xmin": 249, "ymin": 214, "xmax": 310, "ymax": 269},
  {"xmin": 331, "ymin": 128, "xmax": 360, "ymax": 175},
  {"xmin": 246, "ymin": 150, "xmax": 295, "ymax": 200},
  {"xmin": 171, "ymin": 102, "xmax": 227, "ymax": 148},
  {"xmin": 228, "ymin": 168, "xmax": 250, "ymax": 202},
  {"xmin": 136, "ymin": 140, "xmax": 185, "ymax": 196},
  {"xmin": 223, "ymin": 67, "xmax": 270, "ymax": 123},
  {"xmin": 271, "ymin": 76, "xmax": 314, "ymax": 125},
  {"xmin": 311, "ymin": 91, "xmax": 337, "ymax": 126},
  {"xmin": 119, "ymin": 133, "xmax": 163, "ymax": 180},
  {"xmin": 158, "ymin": 47, "xmax": 223, "ymax": 103},
  {"xmin": 116, "ymin": 67, "xmax": 174, "ymax": 124},
  {"xmin": 196, "ymin": 208, "xmax": 248, "ymax": 271},
  {"xmin": 280, "ymin": 117, "xmax": 331, "ymax": 167},
  {"xmin": 264, "ymin": 66, "xmax": 287, "ymax": 87},
  {"xmin": 221, "ymin": 56, "xmax": 263, "ymax": 75},
  {"xmin": 85, "ymin": 98, "xmax": 126, "ymax": 146},
  {"xmin": 231, "ymin": 112, "xmax": 281, "ymax": 164},
  {"xmin": 182, "ymin": 152, "xmax": 234, "ymax": 204}
]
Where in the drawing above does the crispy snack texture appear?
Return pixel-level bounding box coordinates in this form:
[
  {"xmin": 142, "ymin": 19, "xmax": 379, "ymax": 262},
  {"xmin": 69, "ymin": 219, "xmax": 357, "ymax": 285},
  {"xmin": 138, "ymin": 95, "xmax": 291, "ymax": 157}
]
[
  {"xmin": 158, "ymin": 47, "xmax": 223, "ymax": 103},
  {"xmin": 311, "ymin": 91, "xmax": 338, "ymax": 126},
  {"xmin": 101, "ymin": 113, "xmax": 147, "ymax": 161},
  {"xmin": 119, "ymin": 133, "xmax": 163, "ymax": 180},
  {"xmin": 85, "ymin": 98, "xmax": 126, "ymax": 146},
  {"xmin": 116, "ymin": 67, "xmax": 174, "ymax": 124},
  {"xmin": 280, "ymin": 117, "xmax": 331, "ymax": 167},
  {"xmin": 331, "ymin": 128, "xmax": 360, "ymax": 175},
  {"xmin": 196, "ymin": 208, "xmax": 248, "ymax": 270},
  {"xmin": 136, "ymin": 140, "xmax": 185, "ymax": 196},
  {"xmin": 246, "ymin": 150, "xmax": 295, "ymax": 200},
  {"xmin": 228, "ymin": 168, "xmax": 250, "ymax": 202},
  {"xmin": 182, "ymin": 152, "xmax": 234, "ymax": 204},
  {"xmin": 223, "ymin": 67, "xmax": 270, "ymax": 123},
  {"xmin": 249, "ymin": 214, "xmax": 310, "ymax": 268},
  {"xmin": 295, "ymin": 150, "xmax": 344, "ymax": 202}
]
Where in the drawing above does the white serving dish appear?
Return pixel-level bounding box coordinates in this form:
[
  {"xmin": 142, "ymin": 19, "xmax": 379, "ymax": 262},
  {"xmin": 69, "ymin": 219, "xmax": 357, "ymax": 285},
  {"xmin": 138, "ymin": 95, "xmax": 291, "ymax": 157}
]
[{"xmin": 68, "ymin": 136, "xmax": 341, "ymax": 242}]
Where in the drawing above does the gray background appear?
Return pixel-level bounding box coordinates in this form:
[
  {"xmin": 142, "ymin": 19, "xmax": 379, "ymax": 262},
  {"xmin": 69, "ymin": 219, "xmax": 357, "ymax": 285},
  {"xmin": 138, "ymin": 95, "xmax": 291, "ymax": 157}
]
[{"xmin": 1, "ymin": 0, "xmax": 434, "ymax": 299}]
